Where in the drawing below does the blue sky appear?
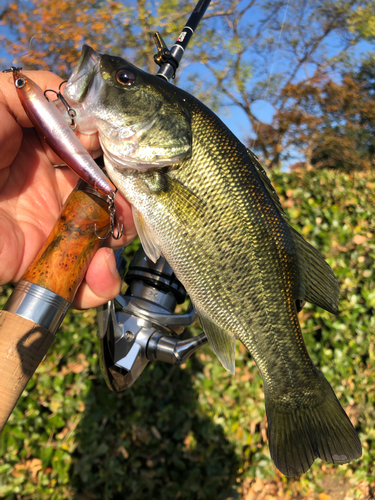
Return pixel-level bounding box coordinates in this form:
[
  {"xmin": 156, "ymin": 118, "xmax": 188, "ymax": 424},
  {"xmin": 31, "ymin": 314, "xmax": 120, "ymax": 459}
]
[{"xmin": 0, "ymin": 0, "xmax": 373, "ymax": 158}]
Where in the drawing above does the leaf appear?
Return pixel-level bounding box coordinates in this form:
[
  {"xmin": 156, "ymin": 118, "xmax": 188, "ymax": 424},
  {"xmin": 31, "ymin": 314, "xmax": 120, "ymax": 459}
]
[
  {"xmin": 319, "ymin": 494, "xmax": 331, "ymax": 500},
  {"xmin": 353, "ymin": 234, "xmax": 367, "ymax": 244}
]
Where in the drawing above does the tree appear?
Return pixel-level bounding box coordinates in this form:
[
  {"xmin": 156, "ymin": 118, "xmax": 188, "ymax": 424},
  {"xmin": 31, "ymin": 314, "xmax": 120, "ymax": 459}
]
[
  {"xmin": 311, "ymin": 59, "xmax": 375, "ymax": 171},
  {"xmin": 1, "ymin": 0, "xmax": 374, "ymax": 168},
  {"xmin": 184, "ymin": 0, "xmax": 375, "ymax": 167},
  {"xmin": 348, "ymin": 1, "xmax": 375, "ymax": 41},
  {"xmin": 0, "ymin": 0, "xmax": 235, "ymax": 77},
  {"xmin": 276, "ymin": 57, "xmax": 375, "ymax": 171}
]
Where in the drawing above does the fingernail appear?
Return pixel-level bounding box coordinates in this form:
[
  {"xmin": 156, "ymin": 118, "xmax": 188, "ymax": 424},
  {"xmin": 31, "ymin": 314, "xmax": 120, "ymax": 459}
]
[{"xmin": 105, "ymin": 248, "xmax": 119, "ymax": 276}]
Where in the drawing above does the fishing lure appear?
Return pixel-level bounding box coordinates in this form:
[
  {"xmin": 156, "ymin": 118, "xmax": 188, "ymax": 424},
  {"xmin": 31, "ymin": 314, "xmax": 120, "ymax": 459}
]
[
  {"xmin": 11, "ymin": 67, "xmax": 115, "ymax": 197},
  {"xmin": 7, "ymin": 67, "xmax": 122, "ymax": 239}
]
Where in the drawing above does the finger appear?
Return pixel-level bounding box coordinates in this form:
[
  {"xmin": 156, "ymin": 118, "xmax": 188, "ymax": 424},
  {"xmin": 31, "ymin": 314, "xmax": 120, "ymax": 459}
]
[
  {"xmin": 40, "ymin": 130, "xmax": 102, "ymax": 168},
  {"xmin": 0, "ymin": 104, "xmax": 23, "ymax": 170},
  {"xmin": 0, "ymin": 71, "xmax": 101, "ymax": 166},
  {"xmin": 0, "ymin": 70, "xmax": 64, "ymax": 127},
  {"xmin": 71, "ymin": 247, "xmax": 121, "ymax": 309}
]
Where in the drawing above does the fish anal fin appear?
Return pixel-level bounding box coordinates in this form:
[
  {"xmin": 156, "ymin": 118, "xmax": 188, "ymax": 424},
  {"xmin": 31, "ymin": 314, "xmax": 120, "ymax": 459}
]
[
  {"xmin": 266, "ymin": 371, "xmax": 362, "ymax": 477},
  {"xmin": 132, "ymin": 206, "xmax": 161, "ymax": 264},
  {"xmin": 291, "ymin": 227, "xmax": 340, "ymax": 314},
  {"xmin": 198, "ymin": 311, "xmax": 236, "ymax": 374}
]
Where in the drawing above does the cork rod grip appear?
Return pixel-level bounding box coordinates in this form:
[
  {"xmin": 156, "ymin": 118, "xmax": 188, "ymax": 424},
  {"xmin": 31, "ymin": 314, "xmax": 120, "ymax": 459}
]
[
  {"xmin": 22, "ymin": 188, "xmax": 110, "ymax": 302},
  {"xmin": 0, "ymin": 311, "xmax": 55, "ymax": 431}
]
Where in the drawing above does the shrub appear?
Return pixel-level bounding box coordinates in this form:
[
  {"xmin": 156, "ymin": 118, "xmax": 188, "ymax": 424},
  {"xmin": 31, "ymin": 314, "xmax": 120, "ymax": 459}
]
[{"xmin": 1, "ymin": 168, "xmax": 374, "ymax": 499}]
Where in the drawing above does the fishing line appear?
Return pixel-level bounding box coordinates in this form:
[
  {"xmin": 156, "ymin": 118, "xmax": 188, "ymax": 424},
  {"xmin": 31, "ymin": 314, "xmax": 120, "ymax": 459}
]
[
  {"xmin": 251, "ymin": 0, "xmax": 291, "ymax": 151},
  {"xmin": 10, "ymin": 32, "xmax": 47, "ymax": 68},
  {"xmin": 9, "ymin": 37, "xmax": 36, "ymax": 69},
  {"xmin": 9, "ymin": 23, "xmax": 69, "ymax": 69}
]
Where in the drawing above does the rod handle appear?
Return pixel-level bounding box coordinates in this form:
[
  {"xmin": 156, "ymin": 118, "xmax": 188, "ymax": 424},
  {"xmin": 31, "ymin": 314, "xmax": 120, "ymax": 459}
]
[
  {"xmin": 21, "ymin": 186, "xmax": 110, "ymax": 303},
  {"xmin": 0, "ymin": 310, "xmax": 55, "ymax": 433},
  {"xmin": 0, "ymin": 184, "xmax": 110, "ymax": 432}
]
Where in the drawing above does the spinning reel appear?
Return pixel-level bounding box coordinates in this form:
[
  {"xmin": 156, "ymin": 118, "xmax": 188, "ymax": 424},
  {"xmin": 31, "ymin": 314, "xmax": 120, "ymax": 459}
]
[{"xmin": 97, "ymin": 248, "xmax": 208, "ymax": 391}]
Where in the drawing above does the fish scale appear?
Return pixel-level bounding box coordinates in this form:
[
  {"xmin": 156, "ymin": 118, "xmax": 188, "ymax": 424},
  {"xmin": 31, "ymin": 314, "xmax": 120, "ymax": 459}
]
[{"xmin": 64, "ymin": 44, "xmax": 362, "ymax": 477}]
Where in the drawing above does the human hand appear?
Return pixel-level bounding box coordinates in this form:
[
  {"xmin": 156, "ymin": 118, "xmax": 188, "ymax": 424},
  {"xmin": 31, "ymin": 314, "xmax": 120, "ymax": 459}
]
[{"xmin": 0, "ymin": 70, "xmax": 136, "ymax": 309}]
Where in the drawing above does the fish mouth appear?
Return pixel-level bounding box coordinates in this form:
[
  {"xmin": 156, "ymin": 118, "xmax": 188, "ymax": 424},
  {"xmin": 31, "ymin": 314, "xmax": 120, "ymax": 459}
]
[{"xmin": 64, "ymin": 44, "xmax": 101, "ymax": 103}]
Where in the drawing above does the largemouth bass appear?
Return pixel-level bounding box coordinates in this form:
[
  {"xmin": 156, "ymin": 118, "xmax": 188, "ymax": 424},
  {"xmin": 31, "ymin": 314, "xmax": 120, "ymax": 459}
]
[{"xmin": 64, "ymin": 45, "xmax": 361, "ymax": 476}]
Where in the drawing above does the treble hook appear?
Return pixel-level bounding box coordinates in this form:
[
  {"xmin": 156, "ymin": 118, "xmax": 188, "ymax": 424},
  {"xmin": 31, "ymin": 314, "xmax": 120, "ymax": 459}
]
[
  {"xmin": 95, "ymin": 191, "xmax": 124, "ymax": 240},
  {"xmin": 44, "ymin": 81, "xmax": 77, "ymax": 130}
]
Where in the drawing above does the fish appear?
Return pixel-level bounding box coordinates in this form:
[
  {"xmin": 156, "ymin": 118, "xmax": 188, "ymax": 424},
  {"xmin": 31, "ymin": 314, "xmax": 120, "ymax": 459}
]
[
  {"xmin": 63, "ymin": 44, "xmax": 362, "ymax": 476},
  {"xmin": 12, "ymin": 69, "xmax": 116, "ymax": 197}
]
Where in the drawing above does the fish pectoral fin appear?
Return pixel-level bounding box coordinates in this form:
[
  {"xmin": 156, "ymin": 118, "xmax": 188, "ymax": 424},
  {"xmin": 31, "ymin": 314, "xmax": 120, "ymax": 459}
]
[
  {"xmin": 162, "ymin": 173, "xmax": 206, "ymax": 220},
  {"xmin": 132, "ymin": 206, "xmax": 161, "ymax": 264},
  {"xmin": 197, "ymin": 310, "xmax": 236, "ymax": 375},
  {"xmin": 291, "ymin": 227, "xmax": 340, "ymax": 314},
  {"xmin": 266, "ymin": 371, "xmax": 362, "ymax": 477}
]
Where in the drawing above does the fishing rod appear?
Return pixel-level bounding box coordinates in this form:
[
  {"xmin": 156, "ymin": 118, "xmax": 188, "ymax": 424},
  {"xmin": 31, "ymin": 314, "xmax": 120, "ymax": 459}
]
[
  {"xmin": 154, "ymin": 0, "xmax": 211, "ymax": 81},
  {"xmin": 0, "ymin": 0, "xmax": 212, "ymax": 432}
]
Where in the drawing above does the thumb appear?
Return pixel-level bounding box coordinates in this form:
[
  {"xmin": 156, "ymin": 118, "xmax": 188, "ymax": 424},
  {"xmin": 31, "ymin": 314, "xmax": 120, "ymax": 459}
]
[{"xmin": 72, "ymin": 247, "xmax": 121, "ymax": 309}]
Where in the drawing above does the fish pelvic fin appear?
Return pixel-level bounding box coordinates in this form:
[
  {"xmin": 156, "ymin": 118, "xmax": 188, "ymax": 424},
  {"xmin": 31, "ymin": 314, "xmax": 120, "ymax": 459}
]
[
  {"xmin": 132, "ymin": 206, "xmax": 161, "ymax": 263},
  {"xmin": 291, "ymin": 227, "xmax": 340, "ymax": 314},
  {"xmin": 197, "ymin": 310, "xmax": 236, "ymax": 374},
  {"xmin": 266, "ymin": 372, "xmax": 362, "ymax": 477}
]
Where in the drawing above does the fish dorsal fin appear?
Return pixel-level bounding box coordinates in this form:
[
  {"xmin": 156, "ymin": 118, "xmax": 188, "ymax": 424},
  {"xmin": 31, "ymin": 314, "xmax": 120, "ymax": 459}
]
[
  {"xmin": 131, "ymin": 206, "xmax": 161, "ymax": 263},
  {"xmin": 246, "ymin": 149, "xmax": 340, "ymax": 315},
  {"xmin": 197, "ymin": 310, "xmax": 236, "ymax": 374},
  {"xmin": 291, "ymin": 227, "xmax": 340, "ymax": 314},
  {"xmin": 246, "ymin": 148, "xmax": 288, "ymax": 222}
]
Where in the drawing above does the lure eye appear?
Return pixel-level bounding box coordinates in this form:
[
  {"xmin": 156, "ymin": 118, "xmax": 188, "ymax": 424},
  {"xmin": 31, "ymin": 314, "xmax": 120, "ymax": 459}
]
[
  {"xmin": 15, "ymin": 77, "xmax": 26, "ymax": 89},
  {"xmin": 116, "ymin": 69, "xmax": 136, "ymax": 86}
]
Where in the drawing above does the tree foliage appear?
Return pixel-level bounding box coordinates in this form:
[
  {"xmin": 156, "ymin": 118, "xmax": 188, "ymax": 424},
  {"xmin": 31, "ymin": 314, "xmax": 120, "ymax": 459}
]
[
  {"xmin": 310, "ymin": 58, "xmax": 375, "ymax": 171},
  {"xmin": 184, "ymin": 0, "xmax": 375, "ymax": 168},
  {"xmin": 0, "ymin": 0, "xmax": 235, "ymax": 77},
  {"xmin": 1, "ymin": 0, "xmax": 374, "ymax": 168},
  {"xmin": 348, "ymin": 1, "xmax": 375, "ymax": 40},
  {"xmin": 272, "ymin": 56, "xmax": 375, "ymax": 171}
]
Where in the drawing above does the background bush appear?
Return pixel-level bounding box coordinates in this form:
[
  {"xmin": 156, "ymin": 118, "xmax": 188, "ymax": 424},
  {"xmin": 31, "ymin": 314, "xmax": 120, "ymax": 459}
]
[{"xmin": 1, "ymin": 168, "xmax": 375, "ymax": 499}]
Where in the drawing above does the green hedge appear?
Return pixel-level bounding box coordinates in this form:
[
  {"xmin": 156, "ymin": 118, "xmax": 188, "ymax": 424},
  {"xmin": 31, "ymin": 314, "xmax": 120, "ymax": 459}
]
[{"xmin": 1, "ymin": 168, "xmax": 374, "ymax": 499}]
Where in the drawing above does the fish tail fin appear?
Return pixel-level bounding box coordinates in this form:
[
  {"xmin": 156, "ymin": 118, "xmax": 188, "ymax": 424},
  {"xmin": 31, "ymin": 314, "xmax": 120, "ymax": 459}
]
[{"xmin": 265, "ymin": 373, "xmax": 362, "ymax": 477}]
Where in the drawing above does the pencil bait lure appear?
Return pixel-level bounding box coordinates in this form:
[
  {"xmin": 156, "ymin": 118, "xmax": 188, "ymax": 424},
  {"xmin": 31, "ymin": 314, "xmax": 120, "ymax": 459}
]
[{"xmin": 6, "ymin": 66, "xmax": 123, "ymax": 239}]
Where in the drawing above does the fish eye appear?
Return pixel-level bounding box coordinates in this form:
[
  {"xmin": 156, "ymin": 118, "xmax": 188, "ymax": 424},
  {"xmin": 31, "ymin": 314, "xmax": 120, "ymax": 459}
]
[{"xmin": 116, "ymin": 69, "xmax": 136, "ymax": 86}]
